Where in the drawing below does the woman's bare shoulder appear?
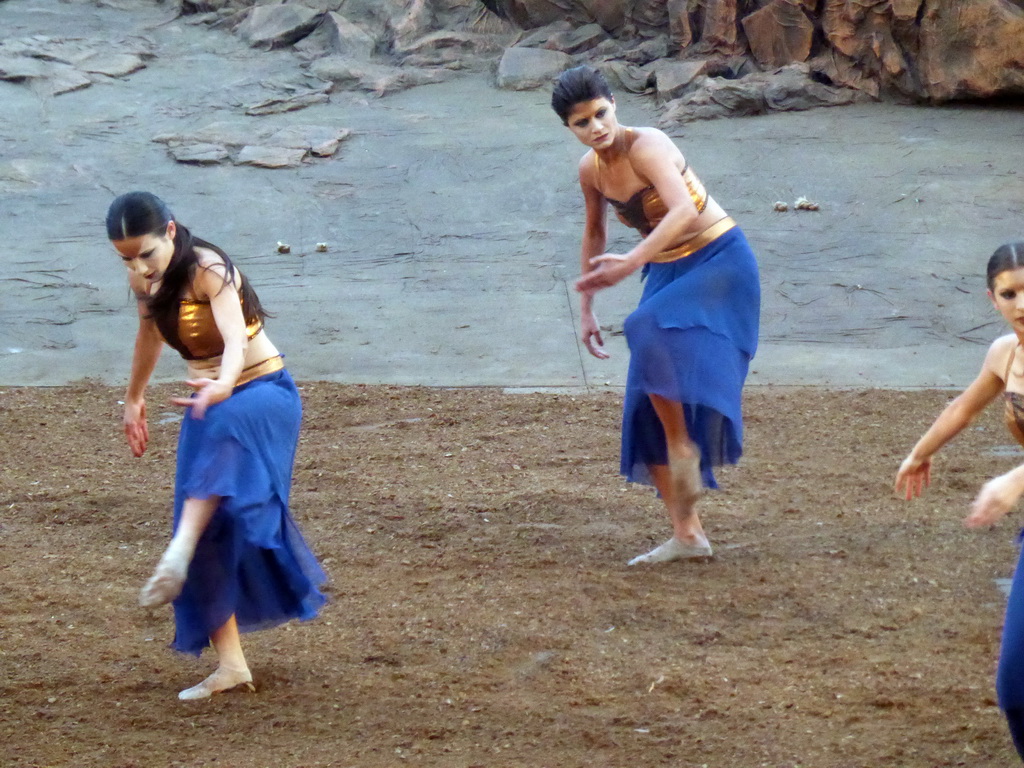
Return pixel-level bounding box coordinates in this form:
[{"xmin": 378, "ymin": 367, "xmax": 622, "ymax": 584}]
[
  {"xmin": 191, "ymin": 246, "xmax": 237, "ymax": 299},
  {"xmin": 627, "ymin": 127, "xmax": 685, "ymax": 165},
  {"xmin": 984, "ymin": 333, "xmax": 1020, "ymax": 376},
  {"xmin": 577, "ymin": 148, "xmax": 597, "ymax": 173}
]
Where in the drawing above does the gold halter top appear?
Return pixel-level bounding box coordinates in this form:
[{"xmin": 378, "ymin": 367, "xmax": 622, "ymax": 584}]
[{"xmin": 1004, "ymin": 342, "xmax": 1024, "ymax": 447}]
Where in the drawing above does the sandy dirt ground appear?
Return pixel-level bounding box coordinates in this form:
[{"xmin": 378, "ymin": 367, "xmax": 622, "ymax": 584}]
[{"xmin": 2, "ymin": 381, "xmax": 1023, "ymax": 766}]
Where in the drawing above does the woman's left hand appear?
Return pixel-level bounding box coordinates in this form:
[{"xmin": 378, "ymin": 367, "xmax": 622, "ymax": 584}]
[
  {"xmin": 575, "ymin": 253, "xmax": 640, "ymax": 293},
  {"xmin": 965, "ymin": 469, "xmax": 1024, "ymax": 528},
  {"xmin": 170, "ymin": 378, "xmax": 232, "ymax": 419}
]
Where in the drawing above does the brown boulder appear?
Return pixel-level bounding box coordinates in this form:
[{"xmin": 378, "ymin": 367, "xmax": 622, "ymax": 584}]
[
  {"xmin": 667, "ymin": 0, "xmax": 693, "ymax": 51},
  {"xmin": 810, "ymin": 49, "xmax": 880, "ymax": 99},
  {"xmin": 822, "ymin": 0, "xmax": 912, "ymax": 93},
  {"xmin": 581, "ymin": 0, "xmax": 626, "ymax": 33},
  {"xmin": 701, "ymin": 0, "xmax": 740, "ymax": 53},
  {"xmin": 918, "ymin": 0, "xmax": 1024, "ymax": 101},
  {"xmin": 741, "ymin": 0, "xmax": 814, "ymax": 68}
]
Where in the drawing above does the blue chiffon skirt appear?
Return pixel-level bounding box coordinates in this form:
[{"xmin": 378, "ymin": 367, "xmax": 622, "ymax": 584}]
[
  {"xmin": 170, "ymin": 368, "xmax": 327, "ymax": 655},
  {"xmin": 620, "ymin": 226, "xmax": 760, "ymax": 489}
]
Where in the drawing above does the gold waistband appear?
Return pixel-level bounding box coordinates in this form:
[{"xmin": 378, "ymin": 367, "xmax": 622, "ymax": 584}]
[
  {"xmin": 649, "ymin": 216, "xmax": 737, "ymax": 264},
  {"xmin": 235, "ymin": 355, "xmax": 285, "ymax": 387}
]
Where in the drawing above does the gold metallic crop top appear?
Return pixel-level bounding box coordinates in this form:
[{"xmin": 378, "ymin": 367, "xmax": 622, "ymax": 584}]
[
  {"xmin": 596, "ymin": 129, "xmax": 709, "ymax": 238},
  {"xmin": 173, "ymin": 297, "xmax": 263, "ymax": 361},
  {"xmin": 1005, "ymin": 343, "xmax": 1024, "ymax": 447}
]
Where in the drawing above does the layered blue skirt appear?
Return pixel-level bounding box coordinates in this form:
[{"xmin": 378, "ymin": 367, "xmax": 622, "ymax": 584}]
[
  {"xmin": 170, "ymin": 368, "xmax": 326, "ymax": 655},
  {"xmin": 620, "ymin": 227, "xmax": 760, "ymax": 489}
]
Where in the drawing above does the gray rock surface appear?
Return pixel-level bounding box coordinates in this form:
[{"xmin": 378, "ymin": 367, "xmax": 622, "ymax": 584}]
[
  {"xmin": 236, "ymin": 144, "xmax": 308, "ymax": 168},
  {"xmin": 153, "ymin": 120, "xmax": 351, "ymax": 165},
  {"xmin": 168, "ymin": 143, "xmax": 232, "ymax": 164},
  {"xmin": 659, "ymin": 63, "xmax": 866, "ymax": 125},
  {"xmin": 294, "ymin": 12, "xmax": 377, "ymax": 60},
  {"xmin": 654, "ymin": 60, "xmax": 711, "ymax": 103},
  {"xmin": 235, "ymin": 3, "xmax": 322, "ymax": 49},
  {"xmin": 496, "ymin": 46, "xmax": 570, "ymax": 90},
  {"xmin": 309, "ymin": 55, "xmax": 451, "ymax": 95},
  {"xmin": 0, "ymin": 34, "xmax": 152, "ymax": 96}
]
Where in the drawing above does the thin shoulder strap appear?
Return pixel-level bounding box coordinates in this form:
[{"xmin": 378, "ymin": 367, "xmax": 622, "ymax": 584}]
[{"xmin": 1005, "ymin": 340, "xmax": 1021, "ymax": 383}]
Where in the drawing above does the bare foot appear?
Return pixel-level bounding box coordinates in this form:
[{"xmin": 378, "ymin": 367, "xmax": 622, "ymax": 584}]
[
  {"xmin": 138, "ymin": 550, "xmax": 188, "ymax": 608},
  {"xmin": 178, "ymin": 666, "xmax": 255, "ymax": 701},
  {"xmin": 628, "ymin": 535, "xmax": 713, "ymax": 565}
]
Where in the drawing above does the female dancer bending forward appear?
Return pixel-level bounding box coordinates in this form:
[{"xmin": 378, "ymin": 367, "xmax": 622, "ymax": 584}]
[
  {"xmin": 108, "ymin": 191, "xmax": 326, "ymax": 700},
  {"xmin": 896, "ymin": 243, "xmax": 1024, "ymax": 760},
  {"xmin": 552, "ymin": 66, "xmax": 760, "ymax": 565}
]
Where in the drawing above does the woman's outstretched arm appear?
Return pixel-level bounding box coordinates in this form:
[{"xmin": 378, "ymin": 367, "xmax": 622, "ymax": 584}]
[
  {"xmin": 577, "ymin": 153, "xmax": 611, "ymax": 359},
  {"xmin": 895, "ymin": 337, "xmax": 1009, "ymax": 499},
  {"xmin": 124, "ymin": 285, "xmax": 164, "ymax": 457}
]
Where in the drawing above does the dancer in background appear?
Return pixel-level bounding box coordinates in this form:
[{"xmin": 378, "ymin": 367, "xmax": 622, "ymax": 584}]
[
  {"xmin": 896, "ymin": 242, "xmax": 1024, "ymax": 761},
  {"xmin": 108, "ymin": 191, "xmax": 326, "ymax": 700},
  {"xmin": 552, "ymin": 66, "xmax": 760, "ymax": 564}
]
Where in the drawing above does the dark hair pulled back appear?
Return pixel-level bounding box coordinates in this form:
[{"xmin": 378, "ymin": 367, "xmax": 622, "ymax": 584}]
[
  {"xmin": 551, "ymin": 65, "xmax": 613, "ymax": 125},
  {"xmin": 987, "ymin": 242, "xmax": 1024, "ymax": 290},
  {"xmin": 106, "ymin": 191, "xmax": 267, "ymax": 352}
]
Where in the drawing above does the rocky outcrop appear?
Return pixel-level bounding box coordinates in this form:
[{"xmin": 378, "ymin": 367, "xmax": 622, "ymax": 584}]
[
  {"xmin": 53, "ymin": 0, "xmax": 1013, "ymax": 129},
  {"xmin": 309, "ymin": 55, "xmax": 452, "ymax": 95},
  {"xmin": 484, "ymin": 0, "xmax": 1024, "ymax": 106},
  {"xmin": 659, "ymin": 63, "xmax": 866, "ymax": 125},
  {"xmin": 177, "ymin": 0, "xmax": 516, "ymax": 96},
  {"xmin": 0, "ymin": 35, "xmax": 152, "ymax": 96},
  {"xmin": 152, "ymin": 121, "xmax": 353, "ymax": 168}
]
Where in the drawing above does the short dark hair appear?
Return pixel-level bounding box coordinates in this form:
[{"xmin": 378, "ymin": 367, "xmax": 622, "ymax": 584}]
[
  {"xmin": 551, "ymin": 65, "xmax": 613, "ymax": 125},
  {"xmin": 987, "ymin": 242, "xmax": 1024, "ymax": 289}
]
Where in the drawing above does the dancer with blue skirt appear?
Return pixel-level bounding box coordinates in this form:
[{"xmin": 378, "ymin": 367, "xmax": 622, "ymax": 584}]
[
  {"xmin": 107, "ymin": 191, "xmax": 326, "ymax": 700},
  {"xmin": 897, "ymin": 243, "xmax": 1024, "ymax": 760},
  {"xmin": 552, "ymin": 67, "xmax": 760, "ymax": 565}
]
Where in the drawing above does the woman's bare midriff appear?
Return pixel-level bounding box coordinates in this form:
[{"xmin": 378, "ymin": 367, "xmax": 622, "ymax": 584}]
[
  {"xmin": 186, "ymin": 330, "xmax": 280, "ymax": 384},
  {"xmin": 669, "ymin": 196, "xmax": 728, "ymax": 247}
]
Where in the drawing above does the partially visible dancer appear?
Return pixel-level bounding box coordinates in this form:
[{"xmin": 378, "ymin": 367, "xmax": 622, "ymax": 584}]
[
  {"xmin": 896, "ymin": 242, "xmax": 1024, "ymax": 760},
  {"xmin": 107, "ymin": 191, "xmax": 326, "ymax": 700},
  {"xmin": 551, "ymin": 66, "xmax": 760, "ymax": 565}
]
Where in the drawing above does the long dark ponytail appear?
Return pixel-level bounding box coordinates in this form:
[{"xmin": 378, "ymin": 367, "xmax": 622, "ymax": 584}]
[{"xmin": 106, "ymin": 192, "xmax": 267, "ymax": 349}]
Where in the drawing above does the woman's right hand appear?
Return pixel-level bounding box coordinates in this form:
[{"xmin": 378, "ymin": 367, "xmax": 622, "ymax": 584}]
[
  {"xmin": 895, "ymin": 454, "xmax": 931, "ymax": 500},
  {"xmin": 124, "ymin": 398, "xmax": 149, "ymax": 457},
  {"xmin": 581, "ymin": 311, "xmax": 609, "ymax": 359}
]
